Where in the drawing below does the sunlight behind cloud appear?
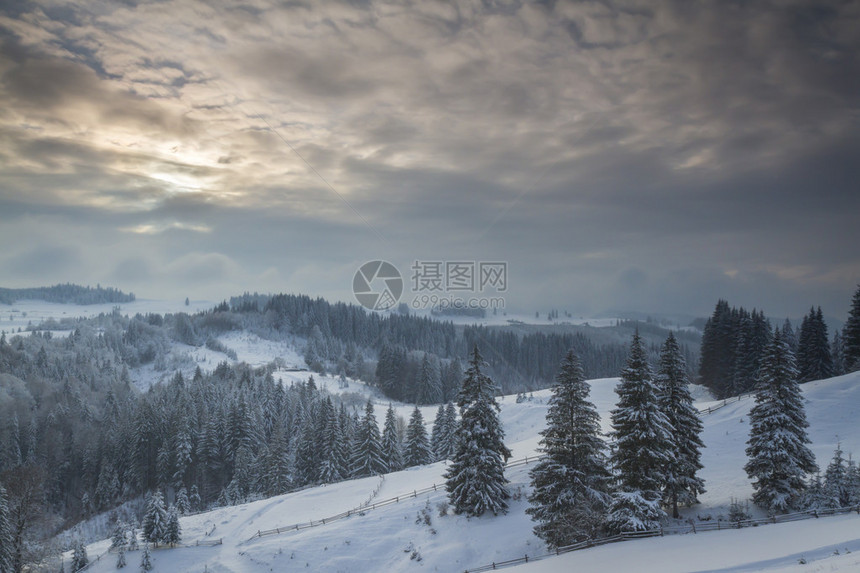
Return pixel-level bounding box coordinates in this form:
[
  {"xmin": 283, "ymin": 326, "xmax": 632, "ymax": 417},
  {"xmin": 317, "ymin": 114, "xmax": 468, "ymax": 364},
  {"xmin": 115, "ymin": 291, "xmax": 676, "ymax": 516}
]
[{"xmin": 120, "ymin": 221, "xmax": 212, "ymax": 234}]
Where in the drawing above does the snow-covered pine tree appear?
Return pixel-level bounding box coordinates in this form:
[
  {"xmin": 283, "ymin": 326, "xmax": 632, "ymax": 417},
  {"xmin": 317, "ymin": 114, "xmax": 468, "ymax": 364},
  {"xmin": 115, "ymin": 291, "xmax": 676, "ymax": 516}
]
[
  {"xmin": 607, "ymin": 330, "xmax": 673, "ymax": 533},
  {"xmin": 417, "ymin": 354, "xmax": 442, "ymax": 405},
  {"xmin": 189, "ymin": 485, "xmax": 201, "ymax": 512},
  {"xmin": 294, "ymin": 422, "xmax": 319, "ymax": 486},
  {"xmin": 801, "ymin": 472, "xmax": 827, "ymax": 510},
  {"xmin": 381, "ymin": 405, "xmax": 404, "ymax": 472},
  {"xmin": 172, "ymin": 425, "xmax": 193, "ymax": 490},
  {"xmin": 142, "ymin": 491, "xmax": 167, "ymax": 546},
  {"xmin": 140, "ymin": 543, "xmax": 152, "ymax": 572},
  {"xmin": 526, "ymin": 350, "xmax": 611, "ymax": 547},
  {"xmin": 822, "ymin": 444, "xmax": 850, "ymax": 508},
  {"xmin": 127, "ymin": 527, "xmax": 139, "ymax": 551},
  {"xmin": 656, "ymin": 332, "xmax": 706, "ymax": 518},
  {"xmin": 444, "ymin": 346, "xmax": 511, "ymax": 517},
  {"xmin": 175, "ymin": 488, "xmax": 190, "ymax": 515},
  {"xmin": 71, "ymin": 540, "xmax": 88, "ymax": 572},
  {"xmin": 0, "ymin": 484, "xmax": 14, "ymax": 573},
  {"xmin": 116, "ymin": 545, "xmax": 126, "ymax": 569},
  {"xmin": 442, "ymin": 401, "xmax": 459, "ymax": 460},
  {"xmin": 404, "ymin": 407, "xmax": 432, "ymax": 467},
  {"xmin": 744, "ymin": 328, "xmax": 818, "ymax": 512},
  {"xmin": 843, "ymin": 285, "xmax": 860, "ymax": 372},
  {"xmin": 111, "ymin": 521, "xmax": 127, "ymax": 548},
  {"xmin": 350, "ymin": 399, "xmax": 386, "ymax": 477},
  {"xmin": 430, "ymin": 404, "xmax": 447, "ymax": 462},
  {"xmin": 163, "ymin": 506, "xmax": 181, "ymax": 547},
  {"xmin": 319, "ymin": 403, "xmax": 348, "ymax": 484},
  {"xmin": 848, "ymin": 456, "xmax": 860, "ymax": 505},
  {"xmin": 443, "ymin": 359, "xmax": 463, "ymax": 403}
]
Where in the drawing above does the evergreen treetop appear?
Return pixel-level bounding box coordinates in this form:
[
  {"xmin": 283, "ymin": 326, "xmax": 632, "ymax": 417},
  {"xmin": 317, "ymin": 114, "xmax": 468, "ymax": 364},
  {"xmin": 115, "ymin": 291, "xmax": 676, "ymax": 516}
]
[
  {"xmin": 656, "ymin": 332, "xmax": 706, "ymax": 518},
  {"xmin": 744, "ymin": 329, "xmax": 818, "ymax": 512},
  {"xmin": 527, "ymin": 350, "xmax": 611, "ymax": 546},
  {"xmin": 445, "ymin": 346, "xmax": 511, "ymax": 517}
]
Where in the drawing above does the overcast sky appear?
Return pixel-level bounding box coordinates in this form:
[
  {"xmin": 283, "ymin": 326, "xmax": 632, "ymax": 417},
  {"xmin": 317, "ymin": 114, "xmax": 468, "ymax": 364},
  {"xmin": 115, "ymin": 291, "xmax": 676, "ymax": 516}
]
[{"xmin": 1, "ymin": 0, "xmax": 858, "ymax": 318}]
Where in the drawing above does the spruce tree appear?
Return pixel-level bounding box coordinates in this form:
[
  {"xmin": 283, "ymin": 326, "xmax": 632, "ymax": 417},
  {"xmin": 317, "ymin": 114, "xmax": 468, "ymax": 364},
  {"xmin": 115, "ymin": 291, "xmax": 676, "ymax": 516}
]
[
  {"xmin": 381, "ymin": 405, "xmax": 403, "ymax": 472},
  {"xmin": 72, "ymin": 541, "xmax": 88, "ymax": 572},
  {"xmin": 527, "ymin": 350, "xmax": 611, "ymax": 547},
  {"xmin": 430, "ymin": 405, "xmax": 447, "ymax": 462},
  {"xmin": 847, "ymin": 457, "xmax": 860, "ymax": 505},
  {"xmin": 443, "ymin": 359, "xmax": 463, "ymax": 403},
  {"xmin": 843, "ymin": 285, "xmax": 860, "ymax": 372},
  {"xmin": 417, "ymin": 354, "xmax": 443, "ymax": 405},
  {"xmin": 175, "ymin": 488, "xmax": 190, "ymax": 515},
  {"xmin": 699, "ymin": 300, "xmax": 737, "ymax": 398},
  {"xmin": 656, "ymin": 333, "xmax": 705, "ymax": 518},
  {"xmin": 350, "ymin": 400, "xmax": 386, "ymax": 477},
  {"xmin": 163, "ymin": 506, "xmax": 181, "ymax": 547},
  {"xmin": 444, "ymin": 402, "xmax": 459, "ymax": 458},
  {"xmin": 142, "ymin": 491, "xmax": 167, "ymax": 546},
  {"xmin": 404, "ymin": 407, "xmax": 432, "ymax": 467},
  {"xmin": 744, "ymin": 329, "xmax": 818, "ymax": 512},
  {"xmin": 831, "ymin": 332, "xmax": 844, "ymax": 377},
  {"xmin": 111, "ymin": 521, "xmax": 127, "ymax": 549},
  {"xmin": 319, "ymin": 405, "xmax": 348, "ymax": 484},
  {"xmin": 1, "ymin": 484, "xmax": 14, "ymax": 573},
  {"xmin": 798, "ymin": 307, "xmax": 832, "ymax": 382},
  {"xmin": 294, "ymin": 422, "xmax": 319, "ymax": 486},
  {"xmin": 189, "ymin": 485, "xmax": 201, "ymax": 512},
  {"xmin": 444, "ymin": 346, "xmax": 511, "ymax": 516},
  {"xmin": 116, "ymin": 545, "xmax": 126, "ymax": 569},
  {"xmin": 822, "ymin": 444, "xmax": 850, "ymax": 508},
  {"xmin": 140, "ymin": 543, "xmax": 152, "ymax": 572},
  {"xmin": 607, "ymin": 330, "xmax": 674, "ymax": 532},
  {"xmin": 127, "ymin": 527, "xmax": 139, "ymax": 551},
  {"xmin": 782, "ymin": 319, "xmax": 798, "ymax": 354}
]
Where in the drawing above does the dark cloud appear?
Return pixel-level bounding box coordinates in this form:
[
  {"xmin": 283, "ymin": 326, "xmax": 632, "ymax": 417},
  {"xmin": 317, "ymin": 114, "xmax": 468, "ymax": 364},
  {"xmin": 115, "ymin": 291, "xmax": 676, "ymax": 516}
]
[
  {"xmin": 0, "ymin": 0, "xmax": 857, "ymax": 318},
  {"xmin": 4, "ymin": 245, "xmax": 81, "ymax": 279}
]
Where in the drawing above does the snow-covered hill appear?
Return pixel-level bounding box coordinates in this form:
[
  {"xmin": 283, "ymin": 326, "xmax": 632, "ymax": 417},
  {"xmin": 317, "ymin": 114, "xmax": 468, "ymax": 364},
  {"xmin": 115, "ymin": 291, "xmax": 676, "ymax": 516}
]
[{"xmin": 72, "ymin": 370, "xmax": 860, "ymax": 573}]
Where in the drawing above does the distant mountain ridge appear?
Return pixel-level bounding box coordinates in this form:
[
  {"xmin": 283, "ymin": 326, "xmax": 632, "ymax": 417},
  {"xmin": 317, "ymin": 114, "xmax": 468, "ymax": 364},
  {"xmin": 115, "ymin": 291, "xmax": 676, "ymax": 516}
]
[{"xmin": 0, "ymin": 283, "xmax": 136, "ymax": 305}]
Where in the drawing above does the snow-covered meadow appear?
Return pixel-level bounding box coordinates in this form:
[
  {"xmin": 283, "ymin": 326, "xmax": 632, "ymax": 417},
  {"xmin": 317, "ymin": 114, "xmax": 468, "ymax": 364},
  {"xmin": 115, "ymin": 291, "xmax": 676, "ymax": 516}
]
[
  {"xmin": 10, "ymin": 299, "xmax": 858, "ymax": 572},
  {"xmin": 69, "ymin": 370, "xmax": 860, "ymax": 573}
]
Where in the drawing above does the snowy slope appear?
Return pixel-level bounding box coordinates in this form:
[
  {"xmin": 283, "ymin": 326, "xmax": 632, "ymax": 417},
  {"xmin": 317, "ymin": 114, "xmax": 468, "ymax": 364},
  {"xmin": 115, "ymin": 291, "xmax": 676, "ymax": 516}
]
[
  {"xmin": 0, "ymin": 298, "xmax": 214, "ymax": 335},
  {"xmin": 74, "ymin": 371, "xmax": 860, "ymax": 573},
  {"xmin": 506, "ymin": 513, "xmax": 860, "ymax": 573}
]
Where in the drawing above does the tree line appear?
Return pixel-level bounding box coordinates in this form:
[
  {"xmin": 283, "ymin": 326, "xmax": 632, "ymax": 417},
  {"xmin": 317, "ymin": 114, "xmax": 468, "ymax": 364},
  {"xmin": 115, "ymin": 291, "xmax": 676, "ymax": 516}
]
[
  {"xmin": 0, "ymin": 283, "xmax": 135, "ymax": 305},
  {"xmin": 0, "ymin": 320, "xmax": 471, "ymax": 572},
  {"xmin": 699, "ymin": 285, "xmax": 860, "ymax": 398}
]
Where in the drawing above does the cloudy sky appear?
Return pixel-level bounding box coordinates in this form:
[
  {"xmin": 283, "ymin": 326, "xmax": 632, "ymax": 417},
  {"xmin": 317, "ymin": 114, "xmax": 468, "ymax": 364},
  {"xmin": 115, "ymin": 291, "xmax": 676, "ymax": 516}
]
[{"xmin": 1, "ymin": 0, "xmax": 858, "ymax": 318}]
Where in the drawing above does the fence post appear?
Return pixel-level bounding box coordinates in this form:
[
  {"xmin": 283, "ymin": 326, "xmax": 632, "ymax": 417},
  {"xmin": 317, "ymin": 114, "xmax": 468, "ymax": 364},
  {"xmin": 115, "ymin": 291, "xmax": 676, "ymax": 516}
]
[{"xmin": 525, "ymin": 554, "xmax": 528, "ymax": 562}]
